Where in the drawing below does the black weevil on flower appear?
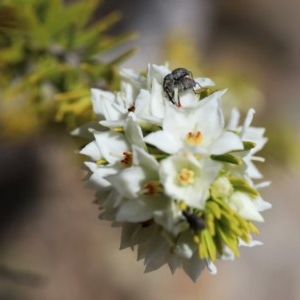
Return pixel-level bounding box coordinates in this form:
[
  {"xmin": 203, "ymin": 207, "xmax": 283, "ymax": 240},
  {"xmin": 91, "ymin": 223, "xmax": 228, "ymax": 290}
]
[
  {"xmin": 182, "ymin": 209, "xmax": 206, "ymax": 233},
  {"xmin": 163, "ymin": 68, "xmax": 198, "ymax": 106}
]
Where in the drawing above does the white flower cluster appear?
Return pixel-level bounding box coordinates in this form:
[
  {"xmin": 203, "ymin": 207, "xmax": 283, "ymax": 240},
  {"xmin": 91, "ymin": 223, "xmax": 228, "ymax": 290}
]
[{"xmin": 78, "ymin": 64, "xmax": 271, "ymax": 281}]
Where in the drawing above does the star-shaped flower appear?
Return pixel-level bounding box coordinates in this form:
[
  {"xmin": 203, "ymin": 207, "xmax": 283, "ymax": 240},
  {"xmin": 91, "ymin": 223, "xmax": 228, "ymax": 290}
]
[{"xmin": 144, "ymin": 90, "xmax": 243, "ymax": 155}]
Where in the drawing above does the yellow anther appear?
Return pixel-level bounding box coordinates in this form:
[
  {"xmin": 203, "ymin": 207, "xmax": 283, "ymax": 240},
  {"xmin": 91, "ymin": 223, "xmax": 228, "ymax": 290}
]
[
  {"xmin": 178, "ymin": 201, "xmax": 187, "ymax": 211},
  {"xmin": 185, "ymin": 131, "xmax": 203, "ymax": 146},
  {"xmin": 120, "ymin": 151, "xmax": 132, "ymax": 167},
  {"xmin": 177, "ymin": 168, "xmax": 195, "ymax": 186},
  {"xmin": 142, "ymin": 181, "xmax": 162, "ymax": 196},
  {"xmin": 113, "ymin": 127, "xmax": 124, "ymax": 132}
]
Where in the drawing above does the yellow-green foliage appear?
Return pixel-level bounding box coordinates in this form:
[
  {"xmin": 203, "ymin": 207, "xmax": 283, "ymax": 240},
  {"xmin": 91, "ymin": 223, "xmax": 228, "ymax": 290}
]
[{"xmin": 0, "ymin": 0, "xmax": 136, "ymax": 137}]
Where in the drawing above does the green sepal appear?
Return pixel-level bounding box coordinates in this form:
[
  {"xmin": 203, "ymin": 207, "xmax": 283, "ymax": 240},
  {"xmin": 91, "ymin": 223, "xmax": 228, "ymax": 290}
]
[
  {"xmin": 197, "ymin": 88, "xmax": 212, "ymax": 100},
  {"xmin": 216, "ymin": 226, "xmax": 240, "ymax": 257},
  {"xmin": 242, "ymin": 141, "xmax": 256, "ymax": 151},
  {"xmin": 140, "ymin": 122, "xmax": 162, "ymax": 133},
  {"xmin": 206, "ymin": 201, "xmax": 221, "ymax": 219},
  {"xmin": 201, "ymin": 229, "xmax": 217, "ymax": 261},
  {"xmin": 96, "ymin": 159, "xmax": 108, "ymax": 166},
  {"xmin": 210, "ymin": 154, "xmax": 242, "ymax": 165},
  {"xmin": 229, "ymin": 176, "xmax": 259, "ymax": 197}
]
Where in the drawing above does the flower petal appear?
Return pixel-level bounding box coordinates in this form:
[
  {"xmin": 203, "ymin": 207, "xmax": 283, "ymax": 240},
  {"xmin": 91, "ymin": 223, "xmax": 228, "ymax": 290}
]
[
  {"xmin": 227, "ymin": 191, "xmax": 264, "ymax": 222},
  {"xmin": 106, "ymin": 167, "xmax": 145, "ymax": 198},
  {"xmin": 94, "ymin": 131, "xmax": 129, "ymax": 164},
  {"xmin": 194, "ymin": 77, "xmax": 215, "ymax": 87},
  {"xmin": 132, "ymin": 145, "xmax": 159, "ymax": 172},
  {"xmin": 182, "ymin": 252, "xmax": 206, "ymax": 282},
  {"xmin": 86, "ymin": 165, "xmax": 118, "ymax": 189},
  {"xmin": 144, "ymin": 131, "xmax": 182, "ymax": 154},
  {"xmin": 124, "ymin": 113, "xmax": 146, "ymax": 150},
  {"xmin": 80, "ymin": 140, "xmax": 101, "ymax": 160},
  {"xmin": 116, "ymin": 199, "xmax": 153, "ymax": 222},
  {"xmin": 209, "ymin": 131, "xmax": 243, "ymax": 155}
]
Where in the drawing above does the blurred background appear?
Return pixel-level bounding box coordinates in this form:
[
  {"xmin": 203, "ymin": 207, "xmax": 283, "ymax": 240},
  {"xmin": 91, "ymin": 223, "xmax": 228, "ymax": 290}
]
[{"xmin": 1, "ymin": 0, "xmax": 300, "ymax": 299}]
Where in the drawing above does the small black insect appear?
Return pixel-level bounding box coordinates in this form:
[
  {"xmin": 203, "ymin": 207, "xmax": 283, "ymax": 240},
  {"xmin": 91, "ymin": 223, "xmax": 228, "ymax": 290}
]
[
  {"xmin": 171, "ymin": 68, "xmax": 191, "ymax": 80},
  {"xmin": 182, "ymin": 210, "xmax": 206, "ymax": 233},
  {"xmin": 141, "ymin": 219, "xmax": 154, "ymax": 228},
  {"xmin": 163, "ymin": 68, "xmax": 198, "ymax": 106}
]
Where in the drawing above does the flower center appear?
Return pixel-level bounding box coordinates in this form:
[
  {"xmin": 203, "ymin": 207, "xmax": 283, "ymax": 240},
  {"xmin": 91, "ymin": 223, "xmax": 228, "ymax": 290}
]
[
  {"xmin": 127, "ymin": 105, "xmax": 135, "ymax": 112},
  {"xmin": 142, "ymin": 181, "xmax": 162, "ymax": 196},
  {"xmin": 177, "ymin": 168, "xmax": 195, "ymax": 186},
  {"xmin": 120, "ymin": 151, "xmax": 132, "ymax": 167},
  {"xmin": 185, "ymin": 131, "xmax": 203, "ymax": 146}
]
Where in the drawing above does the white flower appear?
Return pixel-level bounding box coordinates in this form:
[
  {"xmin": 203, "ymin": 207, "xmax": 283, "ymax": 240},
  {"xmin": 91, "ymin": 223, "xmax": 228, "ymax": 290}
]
[
  {"xmin": 78, "ymin": 63, "xmax": 271, "ymax": 282},
  {"xmin": 144, "ymin": 90, "xmax": 243, "ymax": 155},
  {"xmin": 159, "ymin": 153, "xmax": 220, "ymax": 208},
  {"xmin": 91, "ymin": 88, "xmax": 127, "ymax": 122},
  {"xmin": 80, "ymin": 114, "xmax": 145, "ymax": 189},
  {"xmin": 107, "ymin": 146, "xmax": 170, "ymax": 223},
  {"xmin": 227, "ymin": 108, "xmax": 268, "ymax": 179}
]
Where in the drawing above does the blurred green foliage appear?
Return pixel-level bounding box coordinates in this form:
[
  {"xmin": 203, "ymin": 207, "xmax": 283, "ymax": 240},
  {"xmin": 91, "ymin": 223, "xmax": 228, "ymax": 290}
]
[{"xmin": 0, "ymin": 0, "xmax": 136, "ymax": 137}]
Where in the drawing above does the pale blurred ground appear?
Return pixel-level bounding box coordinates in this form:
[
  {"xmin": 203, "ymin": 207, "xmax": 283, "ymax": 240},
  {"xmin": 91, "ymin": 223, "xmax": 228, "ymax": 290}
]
[{"xmin": 1, "ymin": 1, "xmax": 300, "ymax": 299}]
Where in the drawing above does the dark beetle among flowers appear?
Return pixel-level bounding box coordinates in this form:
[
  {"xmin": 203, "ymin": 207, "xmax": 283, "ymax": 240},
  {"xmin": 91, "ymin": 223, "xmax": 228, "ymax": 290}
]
[
  {"xmin": 163, "ymin": 67, "xmax": 197, "ymax": 106},
  {"xmin": 182, "ymin": 209, "xmax": 206, "ymax": 233}
]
